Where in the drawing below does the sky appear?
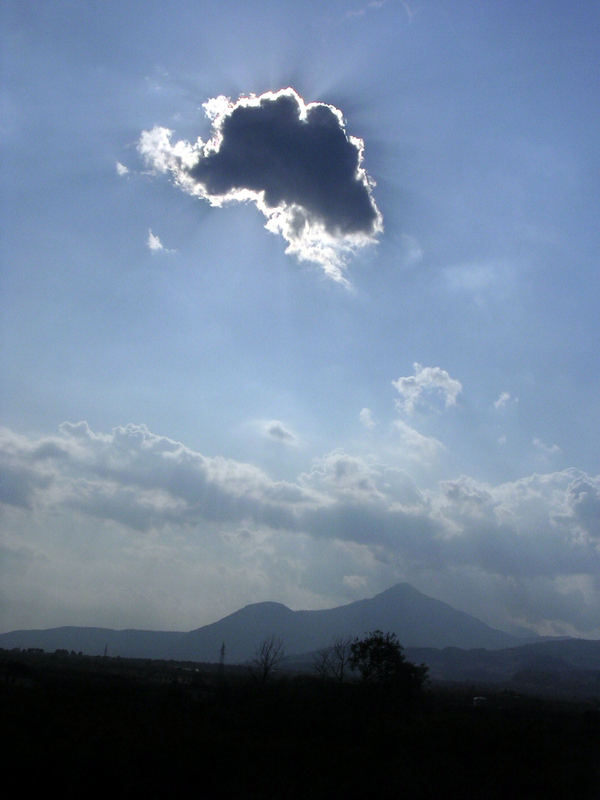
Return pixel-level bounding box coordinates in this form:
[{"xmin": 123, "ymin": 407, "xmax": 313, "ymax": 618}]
[{"xmin": 1, "ymin": 0, "xmax": 599, "ymax": 638}]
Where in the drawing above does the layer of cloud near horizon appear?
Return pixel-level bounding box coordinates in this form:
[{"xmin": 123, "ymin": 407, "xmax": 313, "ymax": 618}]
[
  {"xmin": 1, "ymin": 421, "xmax": 599, "ymax": 636},
  {"xmin": 138, "ymin": 88, "xmax": 382, "ymax": 282}
]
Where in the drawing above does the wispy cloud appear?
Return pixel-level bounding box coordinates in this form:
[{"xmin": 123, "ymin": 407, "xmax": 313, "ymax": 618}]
[
  {"xmin": 399, "ymin": 233, "xmax": 423, "ymax": 268},
  {"xmin": 359, "ymin": 407, "xmax": 376, "ymax": 429},
  {"xmin": 533, "ymin": 437, "xmax": 561, "ymax": 458},
  {"xmin": 138, "ymin": 88, "xmax": 382, "ymax": 283},
  {"xmin": 346, "ymin": 1, "xmax": 415, "ymax": 22},
  {"xmin": 116, "ymin": 161, "xmax": 129, "ymax": 176},
  {"xmin": 393, "ymin": 419, "xmax": 444, "ymax": 464},
  {"xmin": 346, "ymin": 0, "xmax": 387, "ymax": 19},
  {"xmin": 494, "ymin": 391, "xmax": 517, "ymax": 411}
]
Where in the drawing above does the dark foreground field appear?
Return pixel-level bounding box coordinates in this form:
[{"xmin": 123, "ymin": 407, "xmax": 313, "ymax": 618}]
[{"xmin": 3, "ymin": 650, "xmax": 599, "ymax": 798}]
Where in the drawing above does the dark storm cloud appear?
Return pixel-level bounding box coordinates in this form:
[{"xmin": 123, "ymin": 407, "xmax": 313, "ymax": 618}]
[
  {"xmin": 139, "ymin": 89, "xmax": 382, "ymax": 282},
  {"xmin": 189, "ymin": 91, "xmax": 379, "ymax": 236}
]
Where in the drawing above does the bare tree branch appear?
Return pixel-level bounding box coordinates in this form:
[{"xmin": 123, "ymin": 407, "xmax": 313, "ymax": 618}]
[
  {"xmin": 251, "ymin": 636, "xmax": 285, "ymax": 683},
  {"xmin": 313, "ymin": 637, "xmax": 353, "ymax": 683}
]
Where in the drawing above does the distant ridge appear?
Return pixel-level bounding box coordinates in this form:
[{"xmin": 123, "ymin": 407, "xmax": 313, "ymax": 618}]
[{"xmin": 0, "ymin": 582, "xmax": 521, "ymax": 661}]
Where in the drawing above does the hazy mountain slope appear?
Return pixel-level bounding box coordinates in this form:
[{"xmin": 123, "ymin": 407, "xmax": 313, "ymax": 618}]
[
  {"xmin": 179, "ymin": 601, "xmax": 297, "ymax": 662},
  {"xmin": 405, "ymin": 638, "xmax": 600, "ymax": 687},
  {"xmin": 309, "ymin": 583, "xmax": 519, "ymax": 650},
  {"xmin": 179, "ymin": 582, "xmax": 520, "ymax": 661},
  {"xmin": 0, "ymin": 582, "xmax": 521, "ymax": 661},
  {"xmin": 0, "ymin": 626, "xmax": 184, "ymax": 659}
]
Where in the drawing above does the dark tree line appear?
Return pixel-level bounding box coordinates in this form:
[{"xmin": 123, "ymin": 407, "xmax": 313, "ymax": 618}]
[
  {"xmin": 3, "ymin": 641, "xmax": 597, "ymax": 797},
  {"xmin": 313, "ymin": 630, "xmax": 428, "ymax": 695}
]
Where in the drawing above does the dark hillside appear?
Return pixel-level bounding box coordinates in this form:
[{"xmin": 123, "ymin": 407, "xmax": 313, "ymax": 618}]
[{"xmin": 2, "ymin": 648, "xmax": 599, "ymax": 798}]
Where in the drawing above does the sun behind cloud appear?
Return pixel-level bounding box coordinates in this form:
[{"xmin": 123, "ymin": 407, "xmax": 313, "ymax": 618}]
[{"xmin": 138, "ymin": 88, "xmax": 383, "ymax": 283}]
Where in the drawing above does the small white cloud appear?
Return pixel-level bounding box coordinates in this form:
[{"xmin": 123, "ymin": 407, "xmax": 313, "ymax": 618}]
[
  {"xmin": 147, "ymin": 229, "xmax": 174, "ymax": 253},
  {"xmin": 392, "ymin": 363, "xmax": 462, "ymax": 415},
  {"xmin": 498, "ymin": 435, "xmax": 507, "ymax": 446},
  {"xmin": 494, "ymin": 392, "xmax": 517, "ymax": 410},
  {"xmin": 533, "ymin": 438, "xmax": 561, "ymax": 458},
  {"xmin": 116, "ymin": 161, "xmax": 129, "ymax": 176},
  {"xmin": 359, "ymin": 408, "xmax": 376, "ymax": 429},
  {"xmin": 263, "ymin": 420, "xmax": 297, "ymax": 446},
  {"xmin": 147, "ymin": 229, "xmax": 164, "ymax": 251}
]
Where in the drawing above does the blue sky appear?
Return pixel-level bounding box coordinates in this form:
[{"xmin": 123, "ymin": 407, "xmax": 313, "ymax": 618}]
[{"xmin": 1, "ymin": 0, "xmax": 599, "ymax": 638}]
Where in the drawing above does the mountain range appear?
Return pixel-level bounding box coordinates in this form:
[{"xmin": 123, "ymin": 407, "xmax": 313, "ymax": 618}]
[{"xmin": 1, "ymin": 583, "xmax": 522, "ymax": 661}]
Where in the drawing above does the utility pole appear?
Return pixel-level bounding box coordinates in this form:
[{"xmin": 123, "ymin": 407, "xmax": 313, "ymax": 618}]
[{"xmin": 218, "ymin": 641, "xmax": 225, "ymax": 680}]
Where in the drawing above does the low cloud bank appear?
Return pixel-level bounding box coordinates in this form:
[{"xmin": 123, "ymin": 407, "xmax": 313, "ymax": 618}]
[
  {"xmin": 1, "ymin": 422, "xmax": 598, "ymax": 635},
  {"xmin": 138, "ymin": 88, "xmax": 382, "ymax": 282}
]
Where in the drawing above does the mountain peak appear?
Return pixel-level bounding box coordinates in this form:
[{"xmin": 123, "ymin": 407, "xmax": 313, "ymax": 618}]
[
  {"xmin": 242, "ymin": 601, "xmax": 291, "ymax": 612},
  {"xmin": 0, "ymin": 582, "xmax": 522, "ymax": 660},
  {"xmin": 374, "ymin": 582, "xmax": 422, "ymax": 599}
]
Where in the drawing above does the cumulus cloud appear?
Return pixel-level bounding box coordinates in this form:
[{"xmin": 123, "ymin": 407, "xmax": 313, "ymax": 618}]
[
  {"xmin": 138, "ymin": 88, "xmax": 382, "ymax": 283},
  {"xmin": 0, "ymin": 422, "xmax": 312, "ymax": 533},
  {"xmin": 434, "ymin": 471, "xmax": 600, "ymax": 583},
  {"xmin": 1, "ymin": 422, "xmax": 599, "ymax": 635},
  {"xmin": 263, "ymin": 420, "xmax": 297, "ymax": 445},
  {"xmin": 392, "ymin": 363, "xmax": 463, "ymax": 414},
  {"xmin": 300, "ymin": 450, "xmax": 411, "ymax": 505},
  {"xmin": 116, "ymin": 161, "xmax": 129, "ymax": 176},
  {"xmin": 561, "ymin": 477, "xmax": 600, "ymax": 541}
]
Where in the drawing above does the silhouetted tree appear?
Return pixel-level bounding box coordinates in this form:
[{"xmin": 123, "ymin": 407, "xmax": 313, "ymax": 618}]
[
  {"xmin": 313, "ymin": 647, "xmax": 330, "ymax": 680},
  {"xmin": 313, "ymin": 637, "xmax": 353, "ymax": 683},
  {"xmin": 349, "ymin": 630, "xmax": 428, "ymax": 693},
  {"xmin": 251, "ymin": 636, "xmax": 285, "ymax": 683}
]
